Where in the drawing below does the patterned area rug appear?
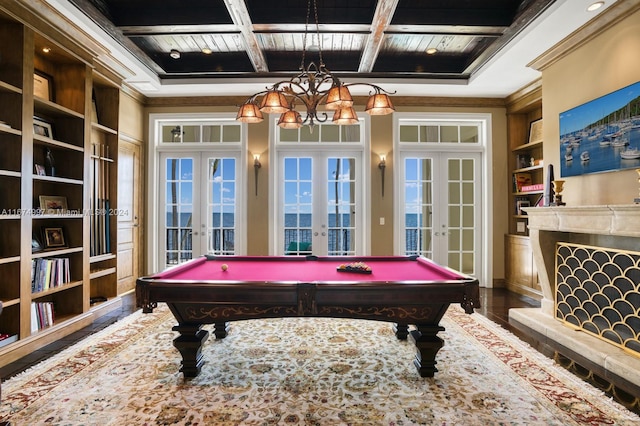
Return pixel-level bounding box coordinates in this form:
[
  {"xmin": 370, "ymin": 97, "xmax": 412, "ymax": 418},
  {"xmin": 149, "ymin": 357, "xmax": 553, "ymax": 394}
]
[{"xmin": 1, "ymin": 305, "xmax": 639, "ymax": 425}]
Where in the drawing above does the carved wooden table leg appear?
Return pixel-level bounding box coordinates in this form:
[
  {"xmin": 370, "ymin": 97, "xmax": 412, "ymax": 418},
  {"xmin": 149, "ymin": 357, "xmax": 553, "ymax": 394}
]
[
  {"xmin": 409, "ymin": 324, "xmax": 445, "ymax": 377},
  {"xmin": 172, "ymin": 323, "xmax": 209, "ymax": 378},
  {"xmin": 393, "ymin": 323, "xmax": 409, "ymax": 340},
  {"xmin": 213, "ymin": 321, "xmax": 229, "ymax": 339}
]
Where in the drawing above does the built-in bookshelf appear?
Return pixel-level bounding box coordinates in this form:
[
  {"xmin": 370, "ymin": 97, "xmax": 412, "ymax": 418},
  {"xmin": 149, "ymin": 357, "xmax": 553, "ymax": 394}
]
[
  {"xmin": 0, "ymin": 5, "xmax": 124, "ymax": 365},
  {"xmin": 89, "ymin": 72, "xmax": 120, "ymax": 306},
  {"xmin": 505, "ymin": 80, "xmax": 543, "ymax": 298}
]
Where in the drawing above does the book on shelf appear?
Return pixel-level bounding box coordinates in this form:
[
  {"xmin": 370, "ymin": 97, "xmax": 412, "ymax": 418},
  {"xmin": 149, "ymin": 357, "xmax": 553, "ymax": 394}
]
[
  {"xmin": 0, "ymin": 333, "xmax": 18, "ymax": 349},
  {"xmin": 521, "ymin": 183, "xmax": 544, "ymax": 192},
  {"xmin": 30, "ymin": 302, "xmax": 55, "ymax": 331},
  {"xmin": 31, "ymin": 257, "xmax": 71, "ymax": 293},
  {"xmin": 513, "ymin": 173, "xmax": 532, "ymax": 192}
]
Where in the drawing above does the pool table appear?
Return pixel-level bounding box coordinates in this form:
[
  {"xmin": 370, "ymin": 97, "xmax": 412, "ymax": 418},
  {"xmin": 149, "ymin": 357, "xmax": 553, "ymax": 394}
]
[{"xmin": 136, "ymin": 255, "xmax": 480, "ymax": 378}]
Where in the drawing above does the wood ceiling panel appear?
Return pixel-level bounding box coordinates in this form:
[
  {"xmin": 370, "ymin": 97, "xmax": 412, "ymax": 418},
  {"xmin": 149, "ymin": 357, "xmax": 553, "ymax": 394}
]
[{"xmin": 72, "ymin": 0, "xmax": 555, "ymax": 79}]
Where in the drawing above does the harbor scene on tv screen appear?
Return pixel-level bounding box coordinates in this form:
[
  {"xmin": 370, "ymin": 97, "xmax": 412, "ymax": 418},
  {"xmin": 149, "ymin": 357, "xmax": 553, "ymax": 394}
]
[{"xmin": 559, "ymin": 81, "xmax": 640, "ymax": 177}]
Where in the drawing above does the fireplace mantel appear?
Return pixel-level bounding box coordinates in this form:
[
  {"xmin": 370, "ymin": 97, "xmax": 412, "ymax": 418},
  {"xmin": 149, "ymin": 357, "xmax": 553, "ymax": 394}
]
[
  {"xmin": 525, "ymin": 204, "xmax": 640, "ymax": 238},
  {"xmin": 510, "ymin": 204, "xmax": 640, "ymax": 397},
  {"xmin": 523, "ymin": 205, "xmax": 640, "ymax": 312}
]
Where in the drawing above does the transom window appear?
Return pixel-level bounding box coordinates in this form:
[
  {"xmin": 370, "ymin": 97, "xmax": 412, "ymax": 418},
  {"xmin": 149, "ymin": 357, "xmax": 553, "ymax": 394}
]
[
  {"xmin": 160, "ymin": 122, "xmax": 242, "ymax": 144},
  {"xmin": 277, "ymin": 123, "xmax": 361, "ymax": 144},
  {"xmin": 399, "ymin": 121, "xmax": 480, "ymax": 144}
]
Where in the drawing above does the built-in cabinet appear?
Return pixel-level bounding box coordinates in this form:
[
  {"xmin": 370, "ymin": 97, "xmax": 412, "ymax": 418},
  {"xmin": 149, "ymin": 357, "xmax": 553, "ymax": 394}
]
[
  {"xmin": 0, "ymin": 7, "xmax": 124, "ymax": 364},
  {"xmin": 504, "ymin": 80, "xmax": 543, "ymax": 298}
]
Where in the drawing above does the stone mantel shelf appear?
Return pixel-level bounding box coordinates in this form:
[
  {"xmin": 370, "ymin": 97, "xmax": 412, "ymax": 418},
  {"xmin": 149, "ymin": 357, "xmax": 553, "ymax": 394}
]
[{"xmin": 523, "ymin": 204, "xmax": 640, "ymax": 237}]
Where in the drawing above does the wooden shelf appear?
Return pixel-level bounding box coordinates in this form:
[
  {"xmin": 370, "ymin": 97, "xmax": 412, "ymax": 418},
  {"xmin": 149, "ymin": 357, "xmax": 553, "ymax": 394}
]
[
  {"xmin": 90, "ymin": 267, "xmax": 116, "ymax": 280},
  {"xmin": 0, "ymin": 170, "xmax": 21, "ymax": 178},
  {"xmin": 0, "ymin": 80, "xmax": 21, "ymax": 95},
  {"xmin": 34, "ymin": 97, "xmax": 84, "ymax": 120},
  {"xmin": 513, "ymin": 139, "xmax": 543, "ymax": 152},
  {"xmin": 31, "ymin": 280, "xmax": 83, "ymax": 298},
  {"xmin": 0, "ymin": 256, "xmax": 20, "ymax": 265},
  {"xmin": 32, "ymin": 246, "xmax": 83, "ymax": 259},
  {"xmin": 505, "ymin": 80, "xmax": 543, "ymax": 298},
  {"xmin": 90, "ymin": 253, "xmax": 117, "ymax": 263},
  {"xmin": 33, "ymin": 135, "xmax": 84, "ymax": 152},
  {"xmin": 0, "ymin": 298, "xmax": 20, "ymax": 309},
  {"xmin": 0, "ymin": 126, "xmax": 21, "ymax": 137},
  {"xmin": 513, "ymin": 164, "xmax": 544, "ymax": 173},
  {"xmin": 33, "ymin": 175, "xmax": 83, "ymax": 185},
  {"xmin": 91, "ymin": 122, "xmax": 117, "ymax": 135}
]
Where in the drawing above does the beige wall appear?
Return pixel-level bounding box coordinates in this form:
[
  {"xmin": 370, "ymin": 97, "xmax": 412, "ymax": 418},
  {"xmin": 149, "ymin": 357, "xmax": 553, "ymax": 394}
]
[
  {"xmin": 541, "ymin": 8, "xmax": 640, "ymax": 205},
  {"xmin": 144, "ymin": 101, "xmax": 508, "ymax": 282},
  {"xmin": 119, "ymin": 89, "xmax": 145, "ymax": 141}
]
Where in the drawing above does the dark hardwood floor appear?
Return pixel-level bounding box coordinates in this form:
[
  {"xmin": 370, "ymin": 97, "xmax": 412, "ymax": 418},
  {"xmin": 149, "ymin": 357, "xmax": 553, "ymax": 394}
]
[{"xmin": 0, "ymin": 288, "xmax": 538, "ymax": 381}]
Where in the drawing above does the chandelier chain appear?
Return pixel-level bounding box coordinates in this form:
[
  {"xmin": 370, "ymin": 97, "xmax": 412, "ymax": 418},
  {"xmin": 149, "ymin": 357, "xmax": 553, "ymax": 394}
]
[
  {"xmin": 300, "ymin": 0, "xmax": 310, "ymax": 70},
  {"xmin": 313, "ymin": 0, "xmax": 324, "ymax": 67},
  {"xmin": 235, "ymin": 0, "xmax": 396, "ymax": 128}
]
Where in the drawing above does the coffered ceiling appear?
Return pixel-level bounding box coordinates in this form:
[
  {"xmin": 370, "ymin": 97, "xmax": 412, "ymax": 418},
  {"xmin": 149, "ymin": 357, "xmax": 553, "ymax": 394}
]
[{"xmin": 57, "ymin": 0, "xmax": 615, "ymax": 97}]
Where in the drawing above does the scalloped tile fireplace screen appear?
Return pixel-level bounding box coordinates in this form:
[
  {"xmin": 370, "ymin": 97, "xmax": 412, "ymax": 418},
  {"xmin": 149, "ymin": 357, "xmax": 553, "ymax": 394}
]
[{"xmin": 556, "ymin": 243, "xmax": 640, "ymax": 355}]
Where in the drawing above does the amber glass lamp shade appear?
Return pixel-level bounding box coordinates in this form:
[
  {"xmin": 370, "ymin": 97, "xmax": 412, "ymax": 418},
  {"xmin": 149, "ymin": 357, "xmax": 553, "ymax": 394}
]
[
  {"xmin": 236, "ymin": 103, "xmax": 264, "ymax": 123},
  {"xmin": 277, "ymin": 109, "xmax": 303, "ymax": 129},
  {"xmin": 364, "ymin": 94, "xmax": 395, "ymax": 115},
  {"xmin": 325, "ymin": 85, "xmax": 353, "ymax": 110},
  {"xmin": 332, "ymin": 107, "xmax": 359, "ymax": 125},
  {"xmin": 259, "ymin": 90, "xmax": 290, "ymax": 114}
]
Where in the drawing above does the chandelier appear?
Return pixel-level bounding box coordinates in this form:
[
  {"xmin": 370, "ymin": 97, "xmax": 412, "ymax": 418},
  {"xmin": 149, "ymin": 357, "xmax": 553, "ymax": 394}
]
[{"xmin": 236, "ymin": 0, "xmax": 395, "ymax": 129}]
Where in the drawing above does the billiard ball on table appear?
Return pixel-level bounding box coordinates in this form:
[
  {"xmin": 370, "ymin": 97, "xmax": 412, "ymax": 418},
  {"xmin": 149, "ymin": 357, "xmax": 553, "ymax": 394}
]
[{"xmin": 221, "ymin": 264, "xmax": 228, "ymax": 271}]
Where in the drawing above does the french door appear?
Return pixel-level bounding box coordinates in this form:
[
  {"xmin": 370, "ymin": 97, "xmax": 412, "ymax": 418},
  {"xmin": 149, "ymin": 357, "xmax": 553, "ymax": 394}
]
[
  {"xmin": 158, "ymin": 152, "xmax": 241, "ymax": 268},
  {"xmin": 398, "ymin": 152, "xmax": 482, "ymax": 276},
  {"xmin": 274, "ymin": 151, "xmax": 364, "ymax": 256}
]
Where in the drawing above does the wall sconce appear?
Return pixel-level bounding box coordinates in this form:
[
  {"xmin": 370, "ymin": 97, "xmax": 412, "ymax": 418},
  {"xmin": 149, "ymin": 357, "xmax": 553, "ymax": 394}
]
[
  {"xmin": 254, "ymin": 154, "xmax": 262, "ymax": 196},
  {"xmin": 378, "ymin": 154, "xmax": 386, "ymax": 197}
]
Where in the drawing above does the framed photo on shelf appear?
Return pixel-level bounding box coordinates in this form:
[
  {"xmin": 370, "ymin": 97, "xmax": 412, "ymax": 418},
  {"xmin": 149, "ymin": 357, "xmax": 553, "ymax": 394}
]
[
  {"xmin": 515, "ymin": 219, "xmax": 528, "ymax": 235},
  {"xmin": 33, "ymin": 70, "xmax": 54, "ymax": 102},
  {"xmin": 39, "ymin": 195, "xmax": 68, "ymax": 213},
  {"xmin": 516, "ymin": 199, "xmax": 530, "ymax": 215},
  {"xmin": 33, "ymin": 117, "xmax": 53, "ymax": 139},
  {"xmin": 43, "ymin": 227, "xmax": 66, "ymax": 248},
  {"xmin": 528, "ymin": 119, "xmax": 543, "ymax": 144},
  {"xmin": 34, "ymin": 164, "xmax": 46, "ymax": 176}
]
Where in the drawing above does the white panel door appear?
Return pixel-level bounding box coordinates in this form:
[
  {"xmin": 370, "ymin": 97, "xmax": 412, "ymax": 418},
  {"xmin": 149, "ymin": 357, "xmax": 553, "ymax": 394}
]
[
  {"xmin": 400, "ymin": 152, "xmax": 482, "ymax": 276},
  {"xmin": 276, "ymin": 152, "xmax": 362, "ymax": 256}
]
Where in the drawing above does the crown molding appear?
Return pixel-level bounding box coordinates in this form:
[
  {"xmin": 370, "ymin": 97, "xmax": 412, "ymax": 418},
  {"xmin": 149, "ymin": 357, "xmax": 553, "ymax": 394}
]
[{"xmin": 528, "ymin": 0, "xmax": 640, "ymax": 72}]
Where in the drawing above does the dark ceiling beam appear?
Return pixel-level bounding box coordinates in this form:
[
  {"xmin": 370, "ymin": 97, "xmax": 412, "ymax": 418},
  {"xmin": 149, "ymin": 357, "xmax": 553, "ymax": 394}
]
[
  {"xmin": 358, "ymin": 0, "xmax": 399, "ymax": 73},
  {"xmin": 223, "ymin": 0, "xmax": 268, "ymax": 72}
]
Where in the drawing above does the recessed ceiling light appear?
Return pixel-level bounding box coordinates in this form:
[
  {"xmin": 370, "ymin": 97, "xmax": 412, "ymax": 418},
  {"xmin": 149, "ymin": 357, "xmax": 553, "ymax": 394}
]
[
  {"xmin": 42, "ymin": 47, "xmax": 51, "ymax": 53},
  {"xmin": 170, "ymin": 49, "xmax": 180, "ymax": 59},
  {"xmin": 426, "ymin": 48, "xmax": 437, "ymax": 55},
  {"xmin": 587, "ymin": 1, "xmax": 605, "ymax": 12},
  {"xmin": 202, "ymin": 47, "xmax": 212, "ymax": 55}
]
